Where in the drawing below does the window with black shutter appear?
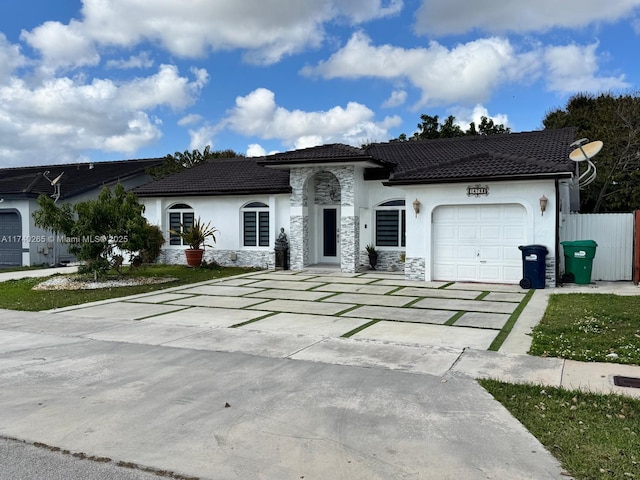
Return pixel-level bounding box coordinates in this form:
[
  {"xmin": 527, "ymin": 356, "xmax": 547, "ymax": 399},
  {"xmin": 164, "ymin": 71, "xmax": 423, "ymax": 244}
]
[
  {"xmin": 242, "ymin": 202, "xmax": 269, "ymax": 247},
  {"xmin": 375, "ymin": 200, "xmax": 406, "ymax": 248}
]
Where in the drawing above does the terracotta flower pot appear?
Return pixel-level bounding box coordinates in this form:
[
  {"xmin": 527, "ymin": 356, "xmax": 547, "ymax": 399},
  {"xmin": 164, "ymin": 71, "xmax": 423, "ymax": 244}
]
[{"xmin": 185, "ymin": 249, "xmax": 204, "ymax": 267}]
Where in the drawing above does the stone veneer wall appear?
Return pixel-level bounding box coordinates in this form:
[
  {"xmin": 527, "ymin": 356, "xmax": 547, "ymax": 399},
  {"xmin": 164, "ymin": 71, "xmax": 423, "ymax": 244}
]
[
  {"xmin": 545, "ymin": 256, "xmax": 556, "ymax": 288},
  {"xmin": 359, "ymin": 251, "xmax": 405, "ymax": 272},
  {"xmin": 158, "ymin": 248, "xmax": 274, "ymax": 269},
  {"xmin": 404, "ymin": 256, "xmax": 426, "ymax": 281},
  {"xmin": 341, "ymin": 216, "xmax": 358, "ymax": 272},
  {"xmin": 289, "ymin": 215, "xmax": 306, "ymax": 271}
]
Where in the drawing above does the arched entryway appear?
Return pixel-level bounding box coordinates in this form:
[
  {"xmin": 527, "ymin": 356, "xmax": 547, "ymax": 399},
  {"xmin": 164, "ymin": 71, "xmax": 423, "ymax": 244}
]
[{"xmin": 307, "ymin": 171, "xmax": 341, "ymax": 266}]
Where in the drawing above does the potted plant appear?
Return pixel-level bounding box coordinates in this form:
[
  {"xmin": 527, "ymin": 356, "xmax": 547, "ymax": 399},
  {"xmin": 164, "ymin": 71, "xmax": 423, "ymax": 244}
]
[
  {"xmin": 171, "ymin": 217, "xmax": 218, "ymax": 267},
  {"xmin": 366, "ymin": 244, "xmax": 378, "ymax": 270}
]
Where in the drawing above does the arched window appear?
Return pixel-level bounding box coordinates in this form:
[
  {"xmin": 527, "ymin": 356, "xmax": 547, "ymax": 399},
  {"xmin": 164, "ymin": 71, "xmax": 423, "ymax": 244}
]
[
  {"xmin": 375, "ymin": 200, "xmax": 406, "ymax": 247},
  {"xmin": 168, "ymin": 203, "xmax": 194, "ymax": 246},
  {"xmin": 242, "ymin": 202, "xmax": 269, "ymax": 247}
]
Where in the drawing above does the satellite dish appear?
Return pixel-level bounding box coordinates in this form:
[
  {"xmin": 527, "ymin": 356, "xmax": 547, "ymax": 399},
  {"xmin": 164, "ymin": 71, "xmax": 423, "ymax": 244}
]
[
  {"xmin": 51, "ymin": 172, "xmax": 64, "ymax": 185},
  {"xmin": 568, "ymin": 138, "xmax": 602, "ymax": 189},
  {"xmin": 569, "ymin": 140, "xmax": 603, "ymax": 162}
]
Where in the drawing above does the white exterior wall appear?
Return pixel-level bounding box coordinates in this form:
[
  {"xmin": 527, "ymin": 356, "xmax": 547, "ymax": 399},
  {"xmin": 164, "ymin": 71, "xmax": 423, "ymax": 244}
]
[
  {"xmin": 141, "ymin": 194, "xmax": 290, "ymax": 268},
  {"xmin": 401, "ymin": 179, "xmax": 557, "ymax": 284},
  {"xmin": 357, "ymin": 179, "xmax": 408, "ymax": 270}
]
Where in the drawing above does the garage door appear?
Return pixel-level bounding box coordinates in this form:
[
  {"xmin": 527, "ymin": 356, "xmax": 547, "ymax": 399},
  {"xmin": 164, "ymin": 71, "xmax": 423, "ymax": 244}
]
[
  {"xmin": 432, "ymin": 204, "xmax": 527, "ymax": 283},
  {"xmin": 0, "ymin": 211, "xmax": 22, "ymax": 267}
]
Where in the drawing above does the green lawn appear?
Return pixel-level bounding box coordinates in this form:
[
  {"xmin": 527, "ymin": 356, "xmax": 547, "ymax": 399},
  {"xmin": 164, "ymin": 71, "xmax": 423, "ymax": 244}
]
[
  {"xmin": 0, "ymin": 265, "xmax": 256, "ymax": 311},
  {"xmin": 481, "ymin": 380, "xmax": 640, "ymax": 480},
  {"xmin": 529, "ymin": 293, "xmax": 640, "ymax": 365}
]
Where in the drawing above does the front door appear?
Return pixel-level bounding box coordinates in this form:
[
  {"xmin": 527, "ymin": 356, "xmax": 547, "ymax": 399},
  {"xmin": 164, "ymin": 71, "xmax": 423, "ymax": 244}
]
[{"xmin": 320, "ymin": 207, "xmax": 339, "ymax": 263}]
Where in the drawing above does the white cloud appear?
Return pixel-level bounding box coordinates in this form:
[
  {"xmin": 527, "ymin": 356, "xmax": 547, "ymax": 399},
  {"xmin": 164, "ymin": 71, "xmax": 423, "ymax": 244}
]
[
  {"xmin": 0, "ymin": 34, "xmax": 27, "ymax": 82},
  {"xmin": 178, "ymin": 114, "xmax": 203, "ymax": 126},
  {"xmin": 449, "ymin": 104, "xmax": 510, "ymax": 131},
  {"xmin": 0, "ymin": 66, "xmax": 206, "ymax": 165},
  {"xmin": 117, "ymin": 65, "xmax": 208, "ymax": 110},
  {"xmin": 187, "ymin": 124, "xmax": 218, "ymax": 152},
  {"xmin": 303, "ymin": 32, "xmax": 531, "ymax": 107},
  {"xmin": 414, "ymin": 0, "xmax": 640, "ymax": 36},
  {"xmin": 20, "ymin": 0, "xmax": 404, "ymax": 70},
  {"xmin": 246, "ymin": 143, "xmax": 280, "ymax": 157},
  {"xmin": 222, "ymin": 87, "xmax": 401, "ymax": 148},
  {"xmin": 543, "ymin": 43, "xmax": 628, "ymax": 92},
  {"xmin": 382, "ymin": 89, "xmax": 407, "ymax": 108},
  {"xmin": 106, "ymin": 51, "xmax": 154, "ymax": 69},
  {"xmin": 20, "ymin": 19, "xmax": 99, "ymax": 72},
  {"xmin": 338, "ymin": 0, "xmax": 403, "ymax": 23},
  {"xmin": 304, "ymin": 32, "xmax": 628, "ymax": 108},
  {"xmin": 247, "ymin": 144, "xmax": 267, "ymax": 157}
]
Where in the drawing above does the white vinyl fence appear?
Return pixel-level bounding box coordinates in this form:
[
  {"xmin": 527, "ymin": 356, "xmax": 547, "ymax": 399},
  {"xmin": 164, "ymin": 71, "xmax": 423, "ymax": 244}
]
[{"xmin": 559, "ymin": 213, "xmax": 634, "ymax": 281}]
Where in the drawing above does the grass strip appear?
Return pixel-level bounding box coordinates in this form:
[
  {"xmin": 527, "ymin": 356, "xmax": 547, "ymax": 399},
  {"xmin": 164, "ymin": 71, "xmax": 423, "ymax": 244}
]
[
  {"xmin": 487, "ymin": 289, "xmax": 534, "ymax": 351},
  {"xmin": 475, "ymin": 291, "xmax": 490, "ymax": 300},
  {"xmin": 480, "ymin": 379, "xmax": 640, "ymax": 480},
  {"xmin": 230, "ymin": 312, "xmax": 277, "ymax": 328},
  {"xmin": 444, "ymin": 311, "xmax": 466, "ymax": 326},
  {"xmin": 341, "ymin": 319, "xmax": 380, "ymax": 338},
  {"xmin": 438, "ymin": 282, "xmax": 455, "ymax": 289}
]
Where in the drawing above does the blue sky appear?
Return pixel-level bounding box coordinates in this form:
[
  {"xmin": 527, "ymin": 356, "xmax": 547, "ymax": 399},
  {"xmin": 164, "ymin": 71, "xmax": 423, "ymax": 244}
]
[{"xmin": 0, "ymin": 0, "xmax": 638, "ymax": 167}]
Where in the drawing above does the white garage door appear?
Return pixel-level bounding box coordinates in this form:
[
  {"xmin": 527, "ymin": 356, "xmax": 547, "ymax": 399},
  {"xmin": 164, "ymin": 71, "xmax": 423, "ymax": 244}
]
[{"xmin": 432, "ymin": 204, "xmax": 527, "ymax": 284}]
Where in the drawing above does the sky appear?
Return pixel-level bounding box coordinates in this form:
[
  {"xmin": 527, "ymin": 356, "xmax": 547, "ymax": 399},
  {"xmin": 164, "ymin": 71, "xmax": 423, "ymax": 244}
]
[{"xmin": 0, "ymin": 0, "xmax": 638, "ymax": 168}]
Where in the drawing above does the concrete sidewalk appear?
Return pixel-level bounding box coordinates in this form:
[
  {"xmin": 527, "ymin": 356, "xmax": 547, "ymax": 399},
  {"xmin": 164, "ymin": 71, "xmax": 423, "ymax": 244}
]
[{"xmin": 0, "ymin": 266, "xmax": 78, "ymax": 282}]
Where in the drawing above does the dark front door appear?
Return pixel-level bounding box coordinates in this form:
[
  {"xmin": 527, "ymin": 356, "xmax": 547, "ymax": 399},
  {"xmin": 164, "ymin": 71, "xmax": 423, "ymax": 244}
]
[{"xmin": 323, "ymin": 208, "xmax": 337, "ymax": 257}]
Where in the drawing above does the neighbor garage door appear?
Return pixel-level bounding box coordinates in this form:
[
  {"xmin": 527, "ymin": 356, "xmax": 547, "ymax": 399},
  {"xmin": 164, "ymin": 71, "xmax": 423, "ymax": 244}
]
[
  {"xmin": 432, "ymin": 204, "xmax": 527, "ymax": 283},
  {"xmin": 0, "ymin": 211, "xmax": 22, "ymax": 267}
]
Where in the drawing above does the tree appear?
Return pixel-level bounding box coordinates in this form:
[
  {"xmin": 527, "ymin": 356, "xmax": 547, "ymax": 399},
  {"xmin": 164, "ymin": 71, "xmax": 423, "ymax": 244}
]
[
  {"xmin": 543, "ymin": 92, "xmax": 640, "ymax": 212},
  {"xmin": 147, "ymin": 146, "xmax": 244, "ymax": 179},
  {"xmin": 396, "ymin": 114, "xmax": 509, "ymax": 140},
  {"xmin": 33, "ymin": 184, "xmax": 164, "ymax": 277}
]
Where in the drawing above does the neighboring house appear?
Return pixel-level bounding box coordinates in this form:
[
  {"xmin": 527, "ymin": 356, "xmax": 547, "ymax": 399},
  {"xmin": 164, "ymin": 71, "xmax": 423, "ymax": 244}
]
[
  {"xmin": 0, "ymin": 158, "xmax": 162, "ymax": 267},
  {"xmin": 134, "ymin": 128, "xmax": 577, "ymax": 287}
]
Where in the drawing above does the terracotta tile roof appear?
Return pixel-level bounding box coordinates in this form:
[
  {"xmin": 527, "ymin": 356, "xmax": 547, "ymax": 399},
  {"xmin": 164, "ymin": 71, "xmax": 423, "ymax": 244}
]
[
  {"xmin": 133, "ymin": 157, "xmax": 291, "ymax": 197},
  {"xmin": 0, "ymin": 158, "xmax": 162, "ymax": 199},
  {"xmin": 366, "ymin": 127, "xmax": 576, "ymax": 184}
]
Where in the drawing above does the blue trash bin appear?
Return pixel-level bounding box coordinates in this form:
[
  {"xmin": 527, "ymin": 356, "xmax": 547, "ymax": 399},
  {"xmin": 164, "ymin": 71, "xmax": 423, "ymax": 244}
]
[{"xmin": 518, "ymin": 245, "xmax": 548, "ymax": 289}]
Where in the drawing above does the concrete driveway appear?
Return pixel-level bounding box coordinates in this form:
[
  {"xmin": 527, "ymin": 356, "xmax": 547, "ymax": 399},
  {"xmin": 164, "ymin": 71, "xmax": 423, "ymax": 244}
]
[{"xmin": 49, "ymin": 269, "xmax": 529, "ymax": 352}]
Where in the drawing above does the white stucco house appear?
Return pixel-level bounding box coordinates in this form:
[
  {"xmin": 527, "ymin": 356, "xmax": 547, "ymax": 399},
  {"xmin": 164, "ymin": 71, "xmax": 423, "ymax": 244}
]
[
  {"xmin": 0, "ymin": 158, "xmax": 162, "ymax": 267},
  {"xmin": 134, "ymin": 128, "xmax": 577, "ymax": 287}
]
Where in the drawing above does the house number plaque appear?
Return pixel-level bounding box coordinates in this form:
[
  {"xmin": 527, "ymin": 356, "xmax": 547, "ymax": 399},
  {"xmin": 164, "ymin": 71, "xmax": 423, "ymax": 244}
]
[{"xmin": 467, "ymin": 185, "xmax": 489, "ymax": 197}]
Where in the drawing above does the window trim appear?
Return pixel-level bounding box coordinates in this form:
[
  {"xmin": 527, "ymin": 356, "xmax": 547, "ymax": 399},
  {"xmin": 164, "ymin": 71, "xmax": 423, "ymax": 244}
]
[
  {"xmin": 167, "ymin": 203, "xmax": 194, "ymax": 247},
  {"xmin": 242, "ymin": 202, "xmax": 270, "ymax": 248},
  {"xmin": 374, "ymin": 200, "xmax": 406, "ymax": 249}
]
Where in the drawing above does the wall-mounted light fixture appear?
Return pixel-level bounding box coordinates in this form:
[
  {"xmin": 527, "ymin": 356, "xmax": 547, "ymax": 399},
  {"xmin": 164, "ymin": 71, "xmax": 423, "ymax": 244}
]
[
  {"xmin": 412, "ymin": 198, "xmax": 421, "ymax": 217},
  {"xmin": 539, "ymin": 195, "xmax": 548, "ymax": 216}
]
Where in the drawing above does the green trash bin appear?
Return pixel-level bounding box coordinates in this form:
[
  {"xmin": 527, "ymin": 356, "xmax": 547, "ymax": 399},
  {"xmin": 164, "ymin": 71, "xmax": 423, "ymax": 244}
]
[{"xmin": 561, "ymin": 240, "xmax": 598, "ymax": 284}]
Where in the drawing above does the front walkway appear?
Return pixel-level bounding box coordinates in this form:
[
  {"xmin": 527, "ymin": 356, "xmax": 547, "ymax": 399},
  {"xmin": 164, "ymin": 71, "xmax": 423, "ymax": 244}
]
[{"xmin": 50, "ymin": 269, "xmax": 527, "ymax": 351}]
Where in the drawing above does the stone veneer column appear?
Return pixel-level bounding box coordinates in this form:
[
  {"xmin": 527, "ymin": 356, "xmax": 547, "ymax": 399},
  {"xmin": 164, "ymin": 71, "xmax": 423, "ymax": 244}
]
[
  {"xmin": 340, "ymin": 215, "xmax": 358, "ymax": 273},
  {"xmin": 289, "ymin": 215, "xmax": 306, "ymax": 270},
  {"xmin": 405, "ymin": 257, "xmax": 426, "ymax": 281},
  {"xmin": 288, "ymin": 167, "xmax": 309, "ymax": 271},
  {"xmin": 331, "ymin": 165, "xmax": 357, "ymax": 274}
]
